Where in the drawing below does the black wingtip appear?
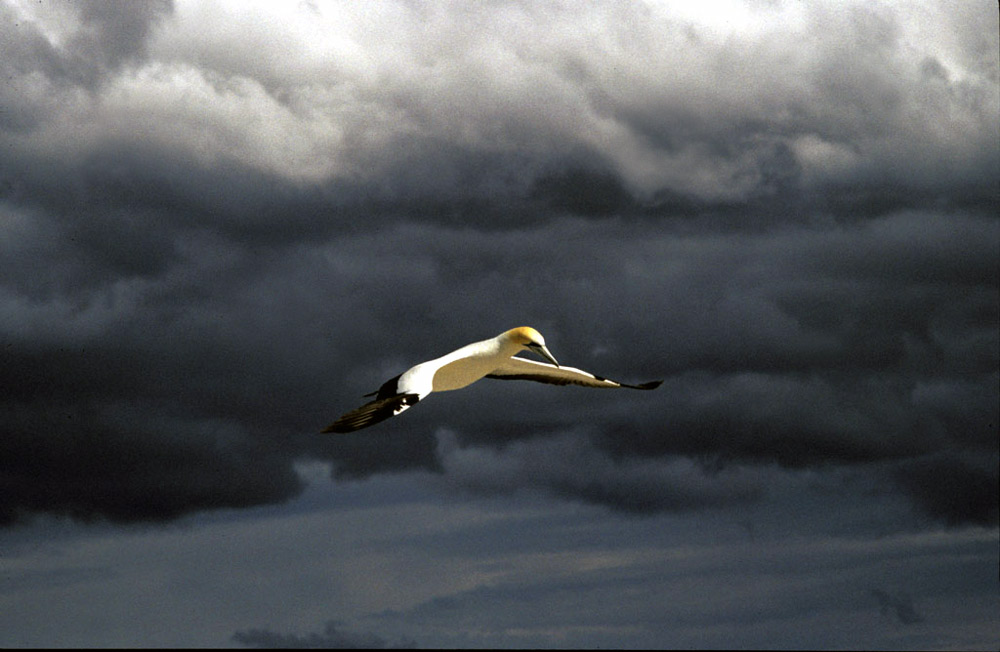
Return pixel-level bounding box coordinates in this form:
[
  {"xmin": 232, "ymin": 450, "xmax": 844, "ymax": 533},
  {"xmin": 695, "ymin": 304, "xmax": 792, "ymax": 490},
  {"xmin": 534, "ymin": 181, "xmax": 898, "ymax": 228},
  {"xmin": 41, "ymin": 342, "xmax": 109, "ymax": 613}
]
[
  {"xmin": 321, "ymin": 418, "xmax": 371, "ymax": 434},
  {"xmin": 320, "ymin": 419, "xmax": 350, "ymax": 433},
  {"xmin": 635, "ymin": 380, "xmax": 663, "ymax": 390},
  {"xmin": 320, "ymin": 393, "xmax": 421, "ymax": 434},
  {"xmin": 321, "ymin": 414, "xmax": 375, "ymax": 434}
]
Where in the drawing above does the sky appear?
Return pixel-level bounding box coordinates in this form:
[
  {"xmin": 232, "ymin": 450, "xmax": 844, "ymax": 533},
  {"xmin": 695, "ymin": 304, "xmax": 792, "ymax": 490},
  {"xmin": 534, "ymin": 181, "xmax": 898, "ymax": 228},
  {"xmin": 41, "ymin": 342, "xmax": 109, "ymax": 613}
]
[{"xmin": 0, "ymin": 0, "xmax": 997, "ymax": 648}]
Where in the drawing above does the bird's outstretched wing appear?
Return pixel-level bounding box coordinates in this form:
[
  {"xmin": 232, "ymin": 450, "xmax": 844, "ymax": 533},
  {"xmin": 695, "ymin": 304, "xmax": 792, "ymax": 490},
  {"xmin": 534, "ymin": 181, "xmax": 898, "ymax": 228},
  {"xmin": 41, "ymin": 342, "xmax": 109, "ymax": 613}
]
[
  {"xmin": 322, "ymin": 393, "xmax": 421, "ymax": 433},
  {"xmin": 486, "ymin": 356, "xmax": 662, "ymax": 390}
]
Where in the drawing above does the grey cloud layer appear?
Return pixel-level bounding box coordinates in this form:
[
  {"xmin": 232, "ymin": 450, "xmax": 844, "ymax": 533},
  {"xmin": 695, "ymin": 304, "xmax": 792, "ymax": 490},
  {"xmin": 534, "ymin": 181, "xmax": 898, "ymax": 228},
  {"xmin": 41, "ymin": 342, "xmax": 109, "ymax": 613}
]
[
  {"xmin": 6, "ymin": 469, "xmax": 993, "ymax": 648},
  {"xmin": 3, "ymin": 1, "xmax": 996, "ymax": 214},
  {"xmin": 358, "ymin": 509, "xmax": 998, "ymax": 648},
  {"xmin": 1, "ymin": 0, "xmax": 997, "ymax": 526},
  {"xmin": 3, "ymin": 212, "xmax": 994, "ymax": 524},
  {"xmin": 232, "ymin": 621, "xmax": 415, "ymax": 649}
]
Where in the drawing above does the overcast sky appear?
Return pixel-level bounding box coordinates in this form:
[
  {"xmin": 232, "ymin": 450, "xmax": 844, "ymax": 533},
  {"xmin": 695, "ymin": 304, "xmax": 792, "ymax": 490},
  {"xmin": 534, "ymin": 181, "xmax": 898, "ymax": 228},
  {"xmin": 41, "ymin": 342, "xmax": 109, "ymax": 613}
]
[{"xmin": 1, "ymin": 0, "xmax": 997, "ymax": 648}]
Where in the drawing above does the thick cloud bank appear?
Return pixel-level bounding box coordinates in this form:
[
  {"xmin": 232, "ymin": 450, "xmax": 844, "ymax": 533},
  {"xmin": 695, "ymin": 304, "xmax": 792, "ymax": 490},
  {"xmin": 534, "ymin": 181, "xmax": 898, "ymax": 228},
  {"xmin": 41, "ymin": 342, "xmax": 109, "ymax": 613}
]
[{"xmin": 1, "ymin": 0, "xmax": 997, "ymax": 526}]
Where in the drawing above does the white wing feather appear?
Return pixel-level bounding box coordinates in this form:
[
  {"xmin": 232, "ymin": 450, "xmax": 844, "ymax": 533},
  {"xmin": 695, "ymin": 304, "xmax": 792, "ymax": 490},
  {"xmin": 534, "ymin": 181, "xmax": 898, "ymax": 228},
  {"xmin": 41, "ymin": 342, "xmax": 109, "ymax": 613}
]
[{"xmin": 487, "ymin": 356, "xmax": 662, "ymax": 390}]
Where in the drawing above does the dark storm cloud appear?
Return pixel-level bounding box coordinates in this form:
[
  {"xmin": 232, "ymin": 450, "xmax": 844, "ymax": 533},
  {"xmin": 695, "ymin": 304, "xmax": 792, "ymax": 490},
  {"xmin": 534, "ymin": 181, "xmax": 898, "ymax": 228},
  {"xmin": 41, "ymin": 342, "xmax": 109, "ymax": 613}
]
[
  {"xmin": 435, "ymin": 429, "xmax": 765, "ymax": 513},
  {"xmin": 530, "ymin": 167, "xmax": 637, "ymax": 217},
  {"xmin": 2, "ymin": 211, "xmax": 996, "ymax": 524},
  {"xmin": 1, "ymin": 0, "xmax": 996, "ymax": 526},
  {"xmin": 893, "ymin": 453, "xmax": 999, "ymax": 527},
  {"xmin": 364, "ymin": 522, "xmax": 995, "ymax": 648},
  {"xmin": 0, "ymin": 395, "xmax": 303, "ymax": 525},
  {"xmin": 306, "ymin": 213, "xmax": 996, "ymax": 521},
  {"xmin": 232, "ymin": 621, "xmax": 415, "ymax": 649},
  {"xmin": 871, "ymin": 589, "xmax": 925, "ymax": 625}
]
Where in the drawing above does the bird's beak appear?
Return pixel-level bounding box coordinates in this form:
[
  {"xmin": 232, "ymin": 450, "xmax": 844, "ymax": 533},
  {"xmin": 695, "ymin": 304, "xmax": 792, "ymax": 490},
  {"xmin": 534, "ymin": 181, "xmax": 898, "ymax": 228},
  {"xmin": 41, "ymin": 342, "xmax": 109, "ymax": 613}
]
[{"xmin": 529, "ymin": 343, "xmax": 560, "ymax": 367}]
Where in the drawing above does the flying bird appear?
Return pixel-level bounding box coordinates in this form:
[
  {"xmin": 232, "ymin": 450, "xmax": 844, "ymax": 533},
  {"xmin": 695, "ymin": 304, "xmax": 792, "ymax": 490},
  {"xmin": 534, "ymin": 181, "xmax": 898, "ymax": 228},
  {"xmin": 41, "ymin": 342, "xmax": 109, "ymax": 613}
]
[{"xmin": 323, "ymin": 326, "xmax": 662, "ymax": 433}]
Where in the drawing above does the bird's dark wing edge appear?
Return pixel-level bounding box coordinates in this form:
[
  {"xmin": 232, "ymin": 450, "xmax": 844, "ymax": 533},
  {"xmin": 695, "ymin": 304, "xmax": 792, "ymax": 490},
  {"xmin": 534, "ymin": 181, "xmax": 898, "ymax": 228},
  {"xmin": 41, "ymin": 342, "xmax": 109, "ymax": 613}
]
[
  {"xmin": 321, "ymin": 393, "xmax": 420, "ymax": 434},
  {"xmin": 485, "ymin": 373, "xmax": 662, "ymax": 390},
  {"xmin": 485, "ymin": 357, "xmax": 662, "ymax": 390}
]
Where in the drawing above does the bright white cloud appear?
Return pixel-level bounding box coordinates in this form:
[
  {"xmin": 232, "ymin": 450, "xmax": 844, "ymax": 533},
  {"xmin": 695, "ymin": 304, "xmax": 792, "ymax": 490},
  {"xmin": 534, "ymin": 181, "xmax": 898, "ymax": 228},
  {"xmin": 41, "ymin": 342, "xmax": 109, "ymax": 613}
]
[{"xmin": 7, "ymin": 0, "xmax": 995, "ymax": 196}]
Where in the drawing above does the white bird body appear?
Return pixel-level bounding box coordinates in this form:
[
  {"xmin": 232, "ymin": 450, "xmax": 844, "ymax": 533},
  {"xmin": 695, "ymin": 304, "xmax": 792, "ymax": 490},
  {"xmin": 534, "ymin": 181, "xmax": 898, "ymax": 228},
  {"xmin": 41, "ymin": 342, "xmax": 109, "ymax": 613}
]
[
  {"xmin": 323, "ymin": 326, "xmax": 661, "ymax": 433},
  {"xmin": 400, "ymin": 334, "xmax": 520, "ymax": 395}
]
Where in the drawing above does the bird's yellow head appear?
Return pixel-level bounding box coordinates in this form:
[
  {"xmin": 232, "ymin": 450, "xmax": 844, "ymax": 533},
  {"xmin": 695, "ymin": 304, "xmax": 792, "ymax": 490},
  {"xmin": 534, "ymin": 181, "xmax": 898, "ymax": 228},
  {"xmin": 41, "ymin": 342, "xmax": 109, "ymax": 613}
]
[
  {"xmin": 506, "ymin": 326, "xmax": 545, "ymax": 347},
  {"xmin": 504, "ymin": 326, "xmax": 559, "ymax": 367}
]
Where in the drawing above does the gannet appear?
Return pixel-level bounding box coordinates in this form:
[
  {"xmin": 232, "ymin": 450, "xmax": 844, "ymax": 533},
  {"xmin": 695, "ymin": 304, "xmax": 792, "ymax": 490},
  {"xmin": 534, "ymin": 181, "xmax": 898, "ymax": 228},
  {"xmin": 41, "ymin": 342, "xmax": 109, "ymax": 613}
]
[{"xmin": 322, "ymin": 326, "xmax": 662, "ymax": 433}]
